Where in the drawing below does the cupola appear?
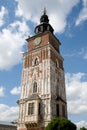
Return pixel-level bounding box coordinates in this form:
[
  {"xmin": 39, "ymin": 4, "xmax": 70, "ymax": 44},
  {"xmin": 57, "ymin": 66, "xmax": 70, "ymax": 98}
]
[{"xmin": 34, "ymin": 8, "xmax": 54, "ymax": 34}]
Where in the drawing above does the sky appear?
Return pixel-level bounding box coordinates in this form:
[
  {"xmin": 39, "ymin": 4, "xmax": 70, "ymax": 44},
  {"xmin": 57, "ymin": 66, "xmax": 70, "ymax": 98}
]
[{"xmin": 0, "ymin": 0, "xmax": 87, "ymax": 129}]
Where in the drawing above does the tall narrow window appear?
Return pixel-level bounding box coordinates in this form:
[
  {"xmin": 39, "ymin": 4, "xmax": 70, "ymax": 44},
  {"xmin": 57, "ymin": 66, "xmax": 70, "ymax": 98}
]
[
  {"xmin": 36, "ymin": 28, "xmax": 38, "ymax": 33},
  {"xmin": 33, "ymin": 82, "xmax": 37, "ymax": 93},
  {"xmin": 56, "ymin": 104, "xmax": 59, "ymax": 117},
  {"xmin": 28, "ymin": 103, "xmax": 34, "ymax": 115},
  {"xmin": 34, "ymin": 58, "xmax": 38, "ymax": 65},
  {"xmin": 62, "ymin": 105, "xmax": 65, "ymax": 117},
  {"xmin": 33, "ymin": 57, "xmax": 39, "ymax": 66},
  {"xmin": 38, "ymin": 103, "xmax": 41, "ymax": 115},
  {"xmin": 56, "ymin": 60, "xmax": 59, "ymax": 68}
]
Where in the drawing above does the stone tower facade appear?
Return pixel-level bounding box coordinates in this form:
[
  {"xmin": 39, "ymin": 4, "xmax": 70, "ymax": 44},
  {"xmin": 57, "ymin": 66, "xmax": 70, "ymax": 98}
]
[{"xmin": 17, "ymin": 9, "xmax": 67, "ymax": 130}]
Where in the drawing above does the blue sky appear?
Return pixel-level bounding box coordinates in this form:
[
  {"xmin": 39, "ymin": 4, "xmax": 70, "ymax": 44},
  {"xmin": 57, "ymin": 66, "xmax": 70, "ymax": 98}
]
[{"xmin": 0, "ymin": 0, "xmax": 87, "ymax": 129}]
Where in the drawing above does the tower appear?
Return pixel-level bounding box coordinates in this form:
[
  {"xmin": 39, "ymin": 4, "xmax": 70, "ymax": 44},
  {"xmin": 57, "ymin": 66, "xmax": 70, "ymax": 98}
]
[{"xmin": 17, "ymin": 9, "xmax": 67, "ymax": 130}]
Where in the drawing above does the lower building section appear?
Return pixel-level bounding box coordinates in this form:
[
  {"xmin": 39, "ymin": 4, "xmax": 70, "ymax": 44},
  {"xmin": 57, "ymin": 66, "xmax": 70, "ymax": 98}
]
[
  {"xmin": 18, "ymin": 123, "xmax": 44, "ymax": 130},
  {"xmin": 17, "ymin": 93, "xmax": 67, "ymax": 130},
  {"xmin": 19, "ymin": 128, "xmax": 44, "ymax": 130}
]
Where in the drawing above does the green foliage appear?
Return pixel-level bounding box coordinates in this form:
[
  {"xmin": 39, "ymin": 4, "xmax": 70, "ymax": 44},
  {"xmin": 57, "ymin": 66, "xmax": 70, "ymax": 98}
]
[
  {"xmin": 80, "ymin": 127, "xmax": 87, "ymax": 130},
  {"xmin": 45, "ymin": 118, "xmax": 59, "ymax": 130},
  {"xmin": 45, "ymin": 118, "xmax": 76, "ymax": 130}
]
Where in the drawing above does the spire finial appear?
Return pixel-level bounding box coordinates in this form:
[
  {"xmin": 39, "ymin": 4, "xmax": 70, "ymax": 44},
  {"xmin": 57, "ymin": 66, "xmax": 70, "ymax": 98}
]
[{"xmin": 43, "ymin": 7, "xmax": 46, "ymax": 15}]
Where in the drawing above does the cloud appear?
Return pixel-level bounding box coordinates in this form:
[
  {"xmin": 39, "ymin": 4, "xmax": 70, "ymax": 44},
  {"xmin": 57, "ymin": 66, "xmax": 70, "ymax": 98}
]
[
  {"xmin": 0, "ymin": 6, "xmax": 8, "ymax": 27},
  {"xmin": 15, "ymin": 0, "xmax": 80, "ymax": 33},
  {"xmin": 65, "ymin": 72, "xmax": 87, "ymax": 115},
  {"xmin": 76, "ymin": 0, "xmax": 87, "ymax": 26},
  {"xmin": 84, "ymin": 54, "xmax": 87, "ymax": 59},
  {"xmin": 82, "ymin": 47, "xmax": 87, "ymax": 59},
  {"xmin": 64, "ymin": 47, "xmax": 87, "ymax": 60},
  {"xmin": 76, "ymin": 121, "xmax": 87, "ymax": 130},
  {"xmin": 77, "ymin": 47, "xmax": 87, "ymax": 59},
  {"xmin": 0, "ymin": 20, "xmax": 30, "ymax": 70},
  {"xmin": 0, "ymin": 104, "xmax": 18, "ymax": 121},
  {"xmin": 0, "ymin": 86, "xmax": 5, "ymax": 97},
  {"xmin": 10, "ymin": 86, "xmax": 21, "ymax": 95},
  {"xmin": 15, "ymin": 4, "xmax": 23, "ymax": 17}
]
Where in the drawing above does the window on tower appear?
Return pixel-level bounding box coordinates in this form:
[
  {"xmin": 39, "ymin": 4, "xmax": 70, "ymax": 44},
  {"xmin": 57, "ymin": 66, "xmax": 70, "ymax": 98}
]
[
  {"xmin": 36, "ymin": 28, "xmax": 38, "ymax": 33},
  {"xmin": 56, "ymin": 60, "xmax": 59, "ymax": 68},
  {"xmin": 56, "ymin": 104, "xmax": 59, "ymax": 117},
  {"xmin": 47, "ymin": 25, "xmax": 50, "ymax": 31},
  {"xmin": 34, "ymin": 58, "xmax": 38, "ymax": 65},
  {"xmin": 28, "ymin": 103, "xmax": 34, "ymax": 115},
  {"xmin": 38, "ymin": 103, "xmax": 41, "ymax": 115},
  {"xmin": 38, "ymin": 27, "xmax": 41, "ymax": 32},
  {"xmin": 62, "ymin": 105, "xmax": 66, "ymax": 117},
  {"xmin": 33, "ymin": 82, "xmax": 37, "ymax": 93},
  {"xmin": 41, "ymin": 26, "xmax": 43, "ymax": 32},
  {"xmin": 33, "ymin": 57, "xmax": 39, "ymax": 66}
]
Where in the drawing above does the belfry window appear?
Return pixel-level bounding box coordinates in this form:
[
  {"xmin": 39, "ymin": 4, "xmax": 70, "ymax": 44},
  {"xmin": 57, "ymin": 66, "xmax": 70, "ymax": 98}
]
[
  {"xmin": 33, "ymin": 82, "xmax": 37, "ymax": 93},
  {"xmin": 36, "ymin": 28, "xmax": 38, "ymax": 33},
  {"xmin": 28, "ymin": 103, "xmax": 34, "ymax": 115}
]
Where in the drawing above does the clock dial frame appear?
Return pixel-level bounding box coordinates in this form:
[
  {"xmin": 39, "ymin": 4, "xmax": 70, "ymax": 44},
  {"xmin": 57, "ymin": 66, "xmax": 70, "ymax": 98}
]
[{"xmin": 33, "ymin": 37, "xmax": 41, "ymax": 46}]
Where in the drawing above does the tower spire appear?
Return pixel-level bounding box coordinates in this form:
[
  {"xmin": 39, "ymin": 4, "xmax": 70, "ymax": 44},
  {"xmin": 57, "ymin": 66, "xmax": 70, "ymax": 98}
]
[
  {"xmin": 43, "ymin": 7, "xmax": 46, "ymax": 15},
  {"xmin": 40, "ymin": 8, "xmax": 49, "ymax": 23}
]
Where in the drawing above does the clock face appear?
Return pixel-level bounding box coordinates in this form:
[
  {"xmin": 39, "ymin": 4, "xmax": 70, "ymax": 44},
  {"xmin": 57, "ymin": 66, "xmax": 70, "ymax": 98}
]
[{"xmin": 33, "ymin": 37, "xmax": 41, "ymax": 46}]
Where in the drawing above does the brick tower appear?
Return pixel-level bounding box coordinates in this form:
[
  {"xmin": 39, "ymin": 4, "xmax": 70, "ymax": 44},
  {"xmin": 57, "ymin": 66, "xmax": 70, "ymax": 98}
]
[{"xmin": 17, "ymin": 9, "xmax": 67, "ymax": 130}]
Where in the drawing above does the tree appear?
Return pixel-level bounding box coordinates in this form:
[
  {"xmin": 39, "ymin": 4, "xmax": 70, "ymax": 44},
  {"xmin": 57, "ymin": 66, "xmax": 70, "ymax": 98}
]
[
  {"xmin": 45, "ymin": 118, "xmax": 76, "ymax": 130},
  {"xmin": 80, "ymin": 127, "xmax": 87, "ymax": 130}
]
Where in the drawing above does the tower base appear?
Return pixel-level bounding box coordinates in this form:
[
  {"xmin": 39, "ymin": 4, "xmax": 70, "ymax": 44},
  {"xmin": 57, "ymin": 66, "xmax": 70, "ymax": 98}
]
[{"xmin": 19, "ymin": 127, "xmax": 45, "ymax": 130}]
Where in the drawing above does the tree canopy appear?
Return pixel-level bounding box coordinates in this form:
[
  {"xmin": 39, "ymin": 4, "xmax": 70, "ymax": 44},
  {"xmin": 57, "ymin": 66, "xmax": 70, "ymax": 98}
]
[
  {"xmin": 45, "ymin": 118, "xmax": 76, "ymax": 130},
  {"xmin": 80, "ymin": 127, "xmax": 87, "ymax": 130}
]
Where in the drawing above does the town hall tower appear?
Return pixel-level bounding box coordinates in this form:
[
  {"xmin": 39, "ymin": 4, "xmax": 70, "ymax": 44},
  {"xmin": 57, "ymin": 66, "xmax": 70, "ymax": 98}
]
[{"xmin": 17, "ymin": 9, "xmax": 67, "ymax": 130}]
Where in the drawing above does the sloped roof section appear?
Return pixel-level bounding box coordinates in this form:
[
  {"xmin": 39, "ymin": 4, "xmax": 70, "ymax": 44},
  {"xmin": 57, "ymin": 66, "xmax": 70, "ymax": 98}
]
[{"xmin": 25, "ymin": 94, "xmax": 41, "ymax": 101}]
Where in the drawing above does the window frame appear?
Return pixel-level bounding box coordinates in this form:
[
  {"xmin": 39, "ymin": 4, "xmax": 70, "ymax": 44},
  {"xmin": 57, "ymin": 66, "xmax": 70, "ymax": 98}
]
[
  {"xmin": 33, "ymin": 57, "xmax": 39, "ymax": 66},
  {"xmin": 56, "ymin": 104, "xmax": 59, "ymax": 117},
  {"xmin": 33, "ymin": 82, "xmax": 37, "ymax": 93},
  {"xmin": 62, "ymin": 105, "xmax": 66, "ymax": 117},
  {"xmin": 28, "ymin": 103, "xmax": 34, "ymax": 115},
  {"xmin": 56, "ymin": 59, "xmax": 59, "ymax": 68}
]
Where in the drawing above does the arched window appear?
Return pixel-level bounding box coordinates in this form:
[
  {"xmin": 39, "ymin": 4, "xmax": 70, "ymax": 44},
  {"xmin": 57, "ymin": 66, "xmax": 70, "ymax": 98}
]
[
  {"xmin": 56, "ymin": 60, "xmax": 59, "ymax": 68},
  {"xmin": 34, "ymin": 57, "xmax": 38, "ymax": 65},
  {"xmin": 33, "ymin": 57, "xmax": 39, "ymax": 66},
  {"xmin": 36, "ymin": 28, "xmax": 38, "ymax": 33},
  {"xmin": 33, "ymin": 82, "xmax": 37, "ymax": 93}
]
